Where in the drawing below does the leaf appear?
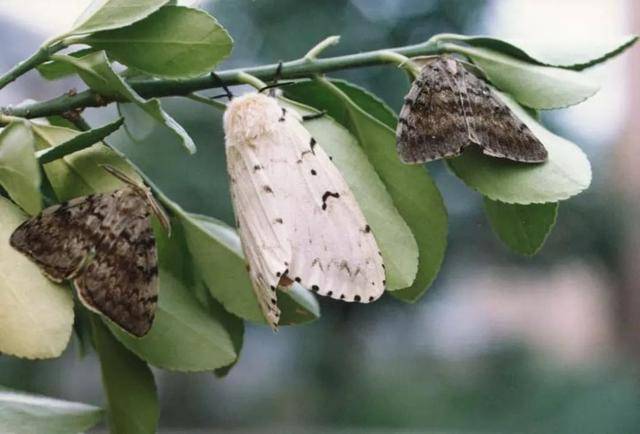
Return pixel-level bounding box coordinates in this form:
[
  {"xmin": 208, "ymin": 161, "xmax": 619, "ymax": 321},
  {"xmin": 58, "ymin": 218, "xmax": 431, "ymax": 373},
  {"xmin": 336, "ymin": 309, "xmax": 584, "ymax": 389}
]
[
  {"xmin": 36, "ymin": 48, "xmax": 96, "ymax": 81},
  {"xmin": 91, "ymin": 319, "xmax": 158, "ymax": 434},
  {"xmin": 82, "ymin": 6, "xmax": 233, "ymax": 78},
  {"xmin": 484, "ymin": 199, "xmax": 558, "ymax": 256},
  {"xmin": 285, "ymin": 79, "xmax": 448, "ymax": 302},
  {"xmin": 204, "ymin": 290, "xmax": 244, "ymax": 378},
  {"xmin": 447, "ymin": 92, "xmax": 592, "ymax": 204},
  {"xmin": 109, "ymin": 218, "xmax": 239, "ymax": 371},
  {"xmin": 180, "ymin": 212, "xmax": 320, "ymax": 324},
  {"xmin": 36, "ymin": 118, "xmax": 124, "ymax": 164},
  {"xmin": 110, "ymin": 272, "xmax": 238, "ymax": 371},
  {"xmin": 68, "ymin": 0, "xmax": 170, "ymax": 36},
  {"xmin": 432, "ymin": 33, "xmax": 638, "ymax": 70},
  {"xmin": 280, "ymin": 98, "xmax": 418, "ymax": 290},
  {"xmin": 0, "ymin": 197, "xmax": 74, "ymax": 359},
  {"xmin": 30, "ymin": 123, "xmax": 142, "ymax": 200},
  {"xmin": 0, "ymin": 121, "xmax": 41, "ymax": 215},
  {"xmin": 0, "ymin": 387, "xmax": 102, "ymax": 434},
  {"xmin": 448, "ymin": 44, "xmax": 600, "ymax": 109},
  {"xmin": 53, "ymin": 50, "xmax": 195, "ymax": 153}
]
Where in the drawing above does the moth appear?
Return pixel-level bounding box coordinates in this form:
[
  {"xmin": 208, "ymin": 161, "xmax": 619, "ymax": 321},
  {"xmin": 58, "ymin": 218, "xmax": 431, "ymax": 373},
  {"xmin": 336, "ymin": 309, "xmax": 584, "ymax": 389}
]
[
  {"xmin": 10, "ymin": 165, "xmax": 170, "ymax": 337},
  {"xmin": 396, "ymin": 55, "xmax": 548, "ymax": 164},
  {"xmin": 223, "ymin": 93, "xmax": 385, "ymax": 328}
]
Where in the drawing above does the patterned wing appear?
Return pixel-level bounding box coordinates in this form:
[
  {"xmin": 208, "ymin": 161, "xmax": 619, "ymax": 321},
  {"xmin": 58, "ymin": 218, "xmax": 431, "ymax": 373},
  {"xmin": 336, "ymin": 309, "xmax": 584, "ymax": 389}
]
[
  {"xmin": 73, "ymin": 189, "xmax": 159, "ymax": 337},
  {"xmin": 224, "ymin": 93, "xmax": 385, "ymax": 329},
  {"xmin": 226, "ymin": 144, "xmax": 289, "ymax": 329},
  {"xmin": 10, "ymin": 189, "xmax": 159, "ymax": 337},
  {"xmin": 10, "ymin": 195, "xmax": 103, "ymax": 282},
  {"xmin": 396, "ymin": 57, "xmax": 473, "ymax": 164},
  {"xmin": 269, "ymin": 105, "xmax": 385, "ymax": 304},
  {"xmin": 461, "ymin": 67, "xmax": 548, "ymax": 163}
]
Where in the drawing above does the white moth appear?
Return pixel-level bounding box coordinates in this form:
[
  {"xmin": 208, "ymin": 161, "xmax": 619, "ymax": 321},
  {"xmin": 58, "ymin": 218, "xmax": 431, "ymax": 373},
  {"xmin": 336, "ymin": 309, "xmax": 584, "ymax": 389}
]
[{"xmin": 223, "ymin": 93, "xmax": 386, "ymax": 328}]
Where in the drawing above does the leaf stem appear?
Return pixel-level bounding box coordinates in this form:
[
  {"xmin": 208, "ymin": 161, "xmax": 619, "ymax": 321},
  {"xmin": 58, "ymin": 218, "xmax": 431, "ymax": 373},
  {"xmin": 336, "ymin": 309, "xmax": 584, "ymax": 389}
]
[
  {"xmin": 1, "ymin": 40, "xmax": 442, "ymax": 119},
  {"xmin": 304, "ymin": 35, "xmax": 341, "ymax": 60}
]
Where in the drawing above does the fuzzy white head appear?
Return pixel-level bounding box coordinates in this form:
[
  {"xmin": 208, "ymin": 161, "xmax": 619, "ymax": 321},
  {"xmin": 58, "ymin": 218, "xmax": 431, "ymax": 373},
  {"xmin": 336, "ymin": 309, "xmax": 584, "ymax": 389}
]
[{"xmin": 224, "ymin": 93, "xmax": 300, "ymax": 146}]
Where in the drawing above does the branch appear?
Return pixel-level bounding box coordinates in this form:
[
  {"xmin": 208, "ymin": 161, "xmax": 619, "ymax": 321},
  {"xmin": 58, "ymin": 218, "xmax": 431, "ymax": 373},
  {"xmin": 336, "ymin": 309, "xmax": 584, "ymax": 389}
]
[
  {"xmin": 0, "ymin": 41, "xmax": 66, "ymax": 90},
  {"xmin": 1, "ymin": 40, "xmax": 441, "ymax": 119}
]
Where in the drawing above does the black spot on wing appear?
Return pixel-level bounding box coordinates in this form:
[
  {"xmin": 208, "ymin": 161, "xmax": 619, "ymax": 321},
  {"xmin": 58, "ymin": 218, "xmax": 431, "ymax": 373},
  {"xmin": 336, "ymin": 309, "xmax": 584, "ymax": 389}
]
[{"xmin": 321, "ymin": 191, "xmax": 340, "ymax": 210}]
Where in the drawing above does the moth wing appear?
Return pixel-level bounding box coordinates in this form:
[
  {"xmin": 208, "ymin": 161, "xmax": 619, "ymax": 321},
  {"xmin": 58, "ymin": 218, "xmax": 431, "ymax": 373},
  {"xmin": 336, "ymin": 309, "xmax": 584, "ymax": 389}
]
[
  {"xmin": 462, "ymin": 68, "xmax": 548, "ymax": 163},
  {"xmin": 396, "ymin": 58, "xmax": 472, "ymax": 164},
  {"xmin": 73, "ymin": 192, "xmax": 159, "ymax": 337},
  {"xmin": 264, "ymin": 107, "xmax": 385, "ymax": 303},
  {"xmin": 10, "ymin": 196, "xmax": 99, "ymax": 282},
  {"xmin": 226, "ymin": 144, "xmax": 290, "ymax": 329}
]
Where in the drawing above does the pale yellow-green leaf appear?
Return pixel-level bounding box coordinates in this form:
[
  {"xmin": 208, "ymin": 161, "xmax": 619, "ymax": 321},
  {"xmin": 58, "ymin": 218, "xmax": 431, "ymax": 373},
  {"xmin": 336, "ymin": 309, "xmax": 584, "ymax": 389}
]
[
  {"xmin": 0, "ymin": 197, "xmax": 74, "ymax": 359},
  {"xmin": 0, "ymin": 121, "xmax": 41, "ymax": 215}
]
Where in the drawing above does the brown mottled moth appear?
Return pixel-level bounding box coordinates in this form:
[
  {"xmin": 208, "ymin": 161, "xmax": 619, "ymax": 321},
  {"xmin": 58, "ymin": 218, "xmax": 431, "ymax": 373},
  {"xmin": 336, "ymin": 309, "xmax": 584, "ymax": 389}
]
[
  {"xmin": 397, "ymin": 55, "xmax": 548, "ymax": 164},
  {"xmin": 10, "ymin": 165, "xmax": 170, "ymax": 337},
  {"xmin": 223, "ymin": 93, "xmax": 385, "ymax": 328}
]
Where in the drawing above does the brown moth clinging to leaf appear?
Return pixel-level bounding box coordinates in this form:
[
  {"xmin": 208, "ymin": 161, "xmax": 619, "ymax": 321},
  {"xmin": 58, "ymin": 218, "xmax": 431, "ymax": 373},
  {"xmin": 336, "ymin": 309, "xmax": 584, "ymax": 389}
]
[
  {"xmin": 10, "ymin": 165, "xmax": 170, "ymax": 337},
  {"xmin": 396, "ymin": 55, "xmax": 548, "ymax": 164}
]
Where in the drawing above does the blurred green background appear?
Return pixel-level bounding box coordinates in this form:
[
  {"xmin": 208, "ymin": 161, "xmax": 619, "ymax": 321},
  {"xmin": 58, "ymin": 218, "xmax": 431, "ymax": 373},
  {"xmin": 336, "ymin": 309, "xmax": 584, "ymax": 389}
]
[{"xmin": 1, "ymin": 0, "xmax": 640, "ymax": 432}]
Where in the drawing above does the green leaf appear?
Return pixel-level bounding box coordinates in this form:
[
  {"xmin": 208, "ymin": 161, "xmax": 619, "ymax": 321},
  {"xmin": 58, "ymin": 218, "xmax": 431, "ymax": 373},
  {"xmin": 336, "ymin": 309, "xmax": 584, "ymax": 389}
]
[
  {"xmin": 109, "ymin": 219, "xmax": 239, "ymax": 371},
  {"xmin": 36, "ymin": 118, "xmax": 124, "ymax": 164},
  {"xmin": 285, "ymin": 79, "xmax": 398, "ymax": 130},
  {"xmin": 280, "ymin": 98, "xmax": 418, "ymax": 290},
  {"xmin": 204, "ymin": 291, "xmax": 244, "ymax": 378},
  {"xmin": 68, "ymin": 0, "xmax": 170, "ymax": 36},
  {"xmin": 180, "ymin": 212, "xmax": 320, "ymax": 324},
  {"xmin": 0, "ymin": 387, "xmax": 103, "ymax": 434},
  {"xmin": 0, "ymin": 121, "xmax": 41, "ymax": 215},
  {"xmin": 447, "ymin": 44, "xmax": 599, "ymax": 109},
  {"xmin": 484, "ymin": 199, "xmax": 558, "ymax": 256},
  {"xmin": 53, "ymin": 50, "xmax": 195, "ymax": 153},
  {"xmin": 447, "ymin": 92, "xmax": 592, "ymax": 204},
  {"xmin": 91, "ymin": 319, "xmax": 158, "ymax": 434},
  {"xmin": 30, "ymin": 123, "xmax": 142, "ymax": 200},
  {"xmin": 110, "ymin": 271, "xmax": 238, "ymax": 371},
  {"xmin": 36, "ymin": 48, "xmax": 96, "ymax": 80},
  {"xmin": 82, "ymin": 6, "xmax": 233, "ymax": 78},
  {"xmin": 286, "ymin": 79, "xmax": 448, "ymax": 302},
  {"xmin": 432, "ymin": 33, "xmax": 638, "ymax": 70},
  {"xmin": 0, "ymin": 197, "xmax": 74, "ymax": 359}
]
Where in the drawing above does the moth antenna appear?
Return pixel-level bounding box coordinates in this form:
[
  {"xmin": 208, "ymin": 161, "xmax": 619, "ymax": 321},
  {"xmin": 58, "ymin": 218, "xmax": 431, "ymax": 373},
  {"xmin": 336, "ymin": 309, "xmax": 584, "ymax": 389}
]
[
  {"xmin": 211, "ymin": 72, "xmax": 233, "ymax": 100},
  {"xmin": 268, "ymin": 61, "xmax": 284, "ymax": 97},
  {"xmin": 100, "ymin": 164, "xmax": 172, "ymax": 235},
  {"xmin": 146, "ymin": 193, "xmax": 172, "ymax": 237},
  {"xmin": 101, "ymin": 164, "xmax": 141, "ymax": 188},
  {"xmin": 302, "ymin": 110, "xmax": 326, "ymax": 122}
]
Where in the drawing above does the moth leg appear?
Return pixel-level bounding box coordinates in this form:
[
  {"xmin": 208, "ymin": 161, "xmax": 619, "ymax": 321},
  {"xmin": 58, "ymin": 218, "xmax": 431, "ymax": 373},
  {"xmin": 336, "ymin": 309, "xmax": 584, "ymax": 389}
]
[
  {"xmin": 66, "ymin": 247, "xmax": 96, "ymax": 280},
  {"xmin": 302, "ymin": 110, "xmax": 326, "ymax": 122},
  {"xmin": 210, "ymin": 71, "xmax": 233, "ymax": 100},
  {"xmin": 278, "ymin": 275, "xmax": 294, "ymax": 290}
]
